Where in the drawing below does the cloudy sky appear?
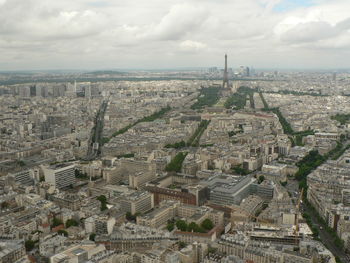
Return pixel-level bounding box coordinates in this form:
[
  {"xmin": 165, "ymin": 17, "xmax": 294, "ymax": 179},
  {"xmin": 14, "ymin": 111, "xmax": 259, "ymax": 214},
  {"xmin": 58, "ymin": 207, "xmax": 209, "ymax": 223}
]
[{"xmin": 0, "ymin": 0, "xmax": 350, "ymax": 70}]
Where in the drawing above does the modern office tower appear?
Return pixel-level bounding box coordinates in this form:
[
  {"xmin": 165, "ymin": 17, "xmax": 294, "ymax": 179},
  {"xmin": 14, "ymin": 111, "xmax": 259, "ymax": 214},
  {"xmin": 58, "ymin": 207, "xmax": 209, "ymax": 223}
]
[
  {"xmin": 223, "ymin": 54, "xmax": 230, "ymax": 89},
  {"xmin": 35, "ymin": 85, "xmax": 42, "ymax": 97},
  {"xmin": 41, "ymin": 163, "xmax": 76, "ymax": 189},
  {"xmin": 85, "ymin": 84, "xmax": 92, "ymax": 98},
  {"xmin": 332, "ymin": 72, "xmax": 337, "ymax": 81},
  {"xmin": 53, "ymin": 84, "xmax": 66, "ymax": 97},
  {"xmin": 41, "ymin": 86, "xmax": 49, "ymax": 97},
  {"xmin": 66, "ymin": 82, "xmax": 77, "ymax": 97},
  {"xmin": 18, "ymin": 86, "xmax": 30, "ymax": 97},
  {"xmin": 246, "ymin": 67, "xmax": 250, "ymax": 77},
  {"xmin": 30, "ymin": 85, "xmax": 36, "ymax": 96},
  {"xmin": 209, "ymin": 67, "xmax": 218, "ymax": 73},
  {"xmin": 120, "ymin": 191, "xmax": 154, "ymax": 214}
]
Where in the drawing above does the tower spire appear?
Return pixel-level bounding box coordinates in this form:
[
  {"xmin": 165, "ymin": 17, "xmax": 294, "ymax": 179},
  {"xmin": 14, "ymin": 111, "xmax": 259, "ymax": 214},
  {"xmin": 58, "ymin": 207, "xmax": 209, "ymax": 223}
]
[{"xmin": 223, "ymin": 54, "xmax": 230, "ymax": 89}]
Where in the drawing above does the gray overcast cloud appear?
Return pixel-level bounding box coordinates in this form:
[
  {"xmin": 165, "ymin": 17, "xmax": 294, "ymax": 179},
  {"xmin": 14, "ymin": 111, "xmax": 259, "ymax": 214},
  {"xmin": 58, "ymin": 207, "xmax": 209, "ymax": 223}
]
[{"xmin": 0, "ymin": 0, "xmax": 350, "ymax": 70}]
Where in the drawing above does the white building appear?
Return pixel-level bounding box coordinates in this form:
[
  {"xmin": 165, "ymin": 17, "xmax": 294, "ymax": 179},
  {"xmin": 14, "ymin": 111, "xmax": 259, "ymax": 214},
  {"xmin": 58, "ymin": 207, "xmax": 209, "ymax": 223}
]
[{"xmin": 41, "ymin": 163, "xmax": 76, "ymax": 189}]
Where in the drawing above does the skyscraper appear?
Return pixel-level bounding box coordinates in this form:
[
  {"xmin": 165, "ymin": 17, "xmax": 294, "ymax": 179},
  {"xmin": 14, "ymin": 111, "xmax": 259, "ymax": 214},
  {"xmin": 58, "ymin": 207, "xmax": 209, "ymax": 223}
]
[{"xmin": 85, "ymin": 83, "xmax": 92, "ymax": 98}]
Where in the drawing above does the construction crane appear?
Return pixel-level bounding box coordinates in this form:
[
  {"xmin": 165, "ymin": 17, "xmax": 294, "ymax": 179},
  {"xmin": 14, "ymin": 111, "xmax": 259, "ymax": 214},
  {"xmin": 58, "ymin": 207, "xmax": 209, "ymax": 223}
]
[{"xmin": 294, "ymin": 188, "xmax": 304, "ymax": 244}]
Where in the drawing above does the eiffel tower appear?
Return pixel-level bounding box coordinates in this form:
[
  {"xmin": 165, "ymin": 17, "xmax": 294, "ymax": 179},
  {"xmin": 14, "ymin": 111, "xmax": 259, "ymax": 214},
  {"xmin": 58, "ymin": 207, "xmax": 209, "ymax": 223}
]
[{"xmin": 223, "ymin": 54, "xmax": 230, "ymax": 89}]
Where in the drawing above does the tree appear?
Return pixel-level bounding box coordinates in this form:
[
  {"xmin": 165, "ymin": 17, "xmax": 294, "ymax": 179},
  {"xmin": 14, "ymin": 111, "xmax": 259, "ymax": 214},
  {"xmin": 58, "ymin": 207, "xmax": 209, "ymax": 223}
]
[
  {"xmin": 187, "ymin": 222, "xmax": 197, "ymax": 232},
  {"xmin": 232, "ymin": 165, "xmax": 249, "ymax": 175},
  {"xmin": 58, "ymin": 229, "xmax": 68, "ymax": 237},
  {"xmin": 165, "ymin": 152, "xmax": 188, "ymax": 172},
  {"xmin": 201, "ymin": 218, "xmax": 214, "ymax": 231},
  {"xmin": 97, "ymin": 195, "xmax": 107, "ymax": 203},
  {"xmin": 97, "ymin": 195, "xmax": 108, "ymax": 211},
  {"xmin": 126, "ymin": 212, "xmax": 140, "ymax": 221},
  {"xmin": 258, "ymin": 175, "xmax": 265, "ymax": 184},
  {"xmin": 280, "ymin": 181, "xmax": 288, "ymax": 187},
  {"xmin": 52, "ymin": 217, "xmax": 63, "ymax": 228},
  {"xmin": 187, "ymin": 222, "xmax": 205, "ymax": 233},
  {"xmin": 191, "ymin": 86, "xmax": 221, "ymax": 110},
  {"xmin": 0, "ymin": 201, "xmax": 9, "ymax": 209},
  {"xmin": 17, "ymin": 160, "xmax": 26, "ymax": 167},
  {"xmin": 178, "ymin": 241, "xmax": 187, "ymax": 249},
  {"xmin": 176, "ymin": 220, "xmax": 188, "ymax": 231},
  {"xmin": 208, "ymin": 247, "xmax": 218, "ymax": 254},
  {"xmin": 100, "ymin": 202, "xmax": 108, "ymax": 211},
  {"xmin": 167, "ymin": 223, "xmax": 174, "ymax": 232},
  {"xmin": 25, "ymin": 240, "xmax": 35, "ymax": 251},
  {"xmin": 165, "ymin": 141, "xmax": 186, "ymax": 149},
  {"xmin": 126, "ymin": 212, "xmax": 133, "ymax": 221},
  {"xmin": 228, "ymin": 131, "xmax": 236, "ymax": 137},
  {"xmin": 101, "ymin": 137, "xmax": 110, "ymax": 145},
  {"xmin": 66, "ymin": 219, "xmax": 78, "ymax": 228},
  {"xmin": 89, "ymin": 233, "xmax": 96, "ymax": 241}
]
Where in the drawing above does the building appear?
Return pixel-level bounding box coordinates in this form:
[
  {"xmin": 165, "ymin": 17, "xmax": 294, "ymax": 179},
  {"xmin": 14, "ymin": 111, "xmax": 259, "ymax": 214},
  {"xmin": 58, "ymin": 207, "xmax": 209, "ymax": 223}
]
[
  {"xmin": 202, "ymin": 175, "xmax": 257, "ymax": 206},
  {"xmin": 129, "ymin": 172, "xmax": 156, "ymax": 189},
  {"xmin": 49, "ymin": 242, "xmax": 106, "ymax": 263},
  {"xmin": 8, "ymin": 169, "xmax": 34, "ymax": 186},
  {"xmin": 39, "ymin": 234, "xmax": 67, "ymax": 257},
  {"xmin": 145, "ymin": 186, "xmax": 197, "ymax": 206},
  {"xmin": 95, "ymin": 216, "xmax": 116, "ymax": 235},
  {"xmin": 41, "ymin": 163, "xmax": 76, "ymax": 189},
  {"xmin": 175, "ymin": 227, "xmax": 218, "ymax": 243},
  {"xmin": 120, "ymin": 191, "xmax": 154, "ymax": 215},
  {"xmin": 137, "ymin": 201, "xmax": 178, "ymax": 228},
  {"xmin": 0, "ymin": 239, "xmax": 26, "ymax": 263},
  {"xmin": 315, "ymin": 132, "xmax": 339, "ymax": 141},
  {"xmin": 51, "ymin": 193, "xmax": 82, "ymax": 211},
  {"xmin": 96, "ymin": 223, "xmax": 174, "ymax": 252},
  {"xmin": 137, "ymin": 200, "xmax": 224, "ymax": 229}
]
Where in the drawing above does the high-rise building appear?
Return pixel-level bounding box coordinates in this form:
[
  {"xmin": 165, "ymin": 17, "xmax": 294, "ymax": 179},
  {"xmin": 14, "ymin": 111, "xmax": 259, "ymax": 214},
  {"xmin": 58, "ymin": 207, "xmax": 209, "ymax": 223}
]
[
  {"xmin": 30, "ymin": 85, "xmax": 36, "ymax": 96},
  {"xmin": 18, "ymin": 86, "xmax": 30, "ymax": 97},
  {"xmin": 41, "ymin": 163, "xmax": 76, "ymax": 189},
  {"xmin": 53, "ymin": 84, "xmax": 66, "ymax": 97},
  {"xmin": 35, "ymin": 85, "xmax": 42, "ymax": 97},
  {"xmin": 66, "ymin": 82, "xmax": 77, "ymax": 97},
  {"xmin": 85, "ymin": 84, "xmax": 92, "ymax": 98},
  {"xmin": 246, "ymin": 67, "xmax": 250, "ymax": 77}
]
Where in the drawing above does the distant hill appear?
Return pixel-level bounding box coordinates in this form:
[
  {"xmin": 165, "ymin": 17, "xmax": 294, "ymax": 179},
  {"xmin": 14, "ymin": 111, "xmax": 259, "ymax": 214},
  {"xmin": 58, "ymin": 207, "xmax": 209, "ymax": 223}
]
[{"xmin": 86, "ymin": 70, "xmax": 126, "ymax": 75}]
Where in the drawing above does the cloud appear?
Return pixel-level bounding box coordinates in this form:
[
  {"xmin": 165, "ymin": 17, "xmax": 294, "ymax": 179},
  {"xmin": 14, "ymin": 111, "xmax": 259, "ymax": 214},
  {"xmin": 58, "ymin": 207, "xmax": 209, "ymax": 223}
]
[
  {"xmin": 280, "ymin": 21, "xmax": 339, "ymax": 43},
  {"xmin": 0, "ymin": 0, "xmax": 108, "ymax": 39},
  {"xmin": 0, "ymin": 0, "xmax": 350, "ymax": 69},
  {"xmin": 274, "ymin": 3, "xmax": 350, "ymax": 49},
  {"xmin": 179, "ymin": 40, "xmax": 207, "ymax": 52},
  {"xmin": 148, "ymin": 3, "xmax": 209, "ymax": 41}
]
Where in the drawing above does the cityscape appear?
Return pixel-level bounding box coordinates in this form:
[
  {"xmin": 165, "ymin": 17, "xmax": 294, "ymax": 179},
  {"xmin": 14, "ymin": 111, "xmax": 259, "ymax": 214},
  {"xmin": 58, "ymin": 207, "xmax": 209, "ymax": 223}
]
[{"xmin": 2, "ymin": 1, "xmax": 350, "ymax": 263}]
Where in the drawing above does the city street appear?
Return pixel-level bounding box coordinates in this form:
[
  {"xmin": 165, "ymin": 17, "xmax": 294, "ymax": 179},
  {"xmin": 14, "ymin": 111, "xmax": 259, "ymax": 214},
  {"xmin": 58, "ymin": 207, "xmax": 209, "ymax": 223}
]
[{"xmin": 286, "ymin": 178, "xmax": 350, "ymax": 263}]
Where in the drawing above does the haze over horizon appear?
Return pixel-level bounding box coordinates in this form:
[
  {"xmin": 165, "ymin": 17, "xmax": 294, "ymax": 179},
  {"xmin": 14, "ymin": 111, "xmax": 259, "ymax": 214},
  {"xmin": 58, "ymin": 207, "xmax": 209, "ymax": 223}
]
[{"xmin": 1, "ymin": 0, "xmax": 350, "ymax": 70}]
